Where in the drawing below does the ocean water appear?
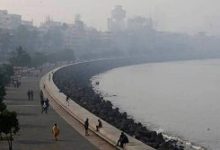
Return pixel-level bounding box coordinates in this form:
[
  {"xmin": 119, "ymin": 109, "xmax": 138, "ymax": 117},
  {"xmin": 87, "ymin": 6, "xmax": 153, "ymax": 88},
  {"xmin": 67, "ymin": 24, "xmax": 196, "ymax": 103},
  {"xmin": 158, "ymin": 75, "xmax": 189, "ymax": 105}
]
[{"xmin": 91, "ymin": 59, "xmax": 220, "ymax": 150}]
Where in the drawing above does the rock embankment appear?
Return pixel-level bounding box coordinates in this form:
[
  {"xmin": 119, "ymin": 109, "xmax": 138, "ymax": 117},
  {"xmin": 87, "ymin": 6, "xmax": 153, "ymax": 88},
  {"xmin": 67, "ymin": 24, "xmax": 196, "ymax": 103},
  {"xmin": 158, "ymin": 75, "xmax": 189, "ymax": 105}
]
[{"xmin": 53, "ymin": 58, "xmax": 184, "ymax": 150}]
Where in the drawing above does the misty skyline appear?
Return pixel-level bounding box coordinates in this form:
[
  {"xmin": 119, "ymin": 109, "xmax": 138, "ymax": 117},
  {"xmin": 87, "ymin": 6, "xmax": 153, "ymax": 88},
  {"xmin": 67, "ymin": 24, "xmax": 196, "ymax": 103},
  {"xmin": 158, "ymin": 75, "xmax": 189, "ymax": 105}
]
[{"xmin": 0, "ymin": 0, "xmax": 220, "ymax": 35}]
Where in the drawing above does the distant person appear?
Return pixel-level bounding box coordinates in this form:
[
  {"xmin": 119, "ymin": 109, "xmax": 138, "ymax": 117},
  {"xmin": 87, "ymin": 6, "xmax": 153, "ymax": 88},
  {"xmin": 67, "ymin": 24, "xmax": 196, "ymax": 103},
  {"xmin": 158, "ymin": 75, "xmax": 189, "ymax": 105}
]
[
  {"xmin": 52, "ymin": 123, "xmax": 60, "ymax": 141},
  {"xmin": 41, "ymin": 99, "xmax": 49, "ymax": 114},
  {"xmin": 96, "ymin": 119, "xmax": 102, "ymax": 131},
  {"xmin": 66, "ymin": 95, "xmax": 70, "ymax": 106},
  {"xmin": 84, "ymin": 118, "xmax": 89, "ymax": 136},
  {"xmin": 116, "ymin": 132, "xmax": 129, "ymax": 148},
  {"xmin": 42, "ymin": 101, "xmax": 47, "ymax": 114},
  {"xmin": 45, "ymin": 98, "xmax": 49, "ymax": 113}
]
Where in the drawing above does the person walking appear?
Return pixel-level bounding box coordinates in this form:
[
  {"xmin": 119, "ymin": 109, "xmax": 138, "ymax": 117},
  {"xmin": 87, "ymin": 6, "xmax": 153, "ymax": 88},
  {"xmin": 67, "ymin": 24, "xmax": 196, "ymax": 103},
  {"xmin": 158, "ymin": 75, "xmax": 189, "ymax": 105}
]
[
  {"xmin": 45, "ymin": 98, "xmax": 49, "ymax": 113},
  {"xmin": 41, "ymin": 100, "xmax": 47, "ymax": 114},
  {"xmin": 116, "ymin": 132, "xmax": 129, "ymax": 148},
  {"xmin": 96, "ymin": 119, "xmax": 102, "ymax": 131},
  {"xmin": 66, "ymin": 95, "xmax": 70, "ymax": 106},
  {"xmin": 84, "ymin": 118, "xmax": 89, "ymax": 136},
  {"xmin": 52, "ymin": 123, "xmax": 60, "ymax": 141}
]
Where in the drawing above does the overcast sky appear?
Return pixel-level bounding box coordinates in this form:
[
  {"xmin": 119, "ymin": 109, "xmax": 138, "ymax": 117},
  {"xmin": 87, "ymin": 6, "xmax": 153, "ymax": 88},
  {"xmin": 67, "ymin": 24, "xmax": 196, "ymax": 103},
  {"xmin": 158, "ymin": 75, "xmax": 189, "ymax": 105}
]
[{"xmin": 0, "ymin": 0, "xmax": 220, "ymax": 35}]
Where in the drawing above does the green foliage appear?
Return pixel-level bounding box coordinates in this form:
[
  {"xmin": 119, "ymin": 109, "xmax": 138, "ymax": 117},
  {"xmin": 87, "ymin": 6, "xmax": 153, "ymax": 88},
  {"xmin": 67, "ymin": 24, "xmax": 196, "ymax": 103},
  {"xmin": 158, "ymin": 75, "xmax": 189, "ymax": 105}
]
[
  {"xmin": 0, "ymin": 110, "xmax": 19, "ymax": 135},
  {"xmin": 31, "ymin": 52, "xmax": 48, "ymax": 67},
  {"xmin": 0, "ymin": 64, "xmax": 14, "ymax": 112},
  {"xmin": 47, "ymin": 49, "xmax": 75, "ymax": 62},
  {"xmin": 0, "ymin": 65, "xmax": 19, "ymax": 149},
  {"xmin": 0, "ymin": 64, "xmax": 14, "ymax": 86},
  {"xmin": 8, "ymin": 46, "xmax": 76, "ymax": 67},
  {"xmin": 0, "ymin": 102, "xmax": 6, "ymax": 112},
  {"xmin": 0, "ymin": 87, "xmax": 5, "ymax": 111},
  {"xmin": 9, "ymin": 46, "xmax": 31, "ymax": 67},
  {"xmin": 0, "ymin": 64, "xmax": 14, "ymax": 111},
  {"xmin": 0, "ymin": 110, "xmax": 19, "ymax": 150}
]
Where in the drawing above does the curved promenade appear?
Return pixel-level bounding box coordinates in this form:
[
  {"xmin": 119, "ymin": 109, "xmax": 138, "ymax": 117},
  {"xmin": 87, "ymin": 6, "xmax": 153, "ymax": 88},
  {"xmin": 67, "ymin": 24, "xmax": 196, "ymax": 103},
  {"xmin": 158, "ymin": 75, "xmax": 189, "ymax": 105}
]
[
  {"xmin": 0, "ymin": 68, "xmax": 98, "ymax": 150},
  {"xmin": 40, "ymin": 63, "xmax": 155, "ymax": 150}
]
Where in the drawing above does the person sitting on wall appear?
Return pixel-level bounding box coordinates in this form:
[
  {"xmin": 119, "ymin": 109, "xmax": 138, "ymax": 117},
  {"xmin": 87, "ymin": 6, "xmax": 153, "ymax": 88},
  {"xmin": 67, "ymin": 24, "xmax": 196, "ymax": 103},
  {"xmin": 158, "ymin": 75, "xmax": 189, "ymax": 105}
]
[
  {"xmin": 116, "ymin": 132, "xmax": 129, "ymax": 148},
  {"xmin": 96, "ymin": 119, "xmax": 102, "ymax": 131}
]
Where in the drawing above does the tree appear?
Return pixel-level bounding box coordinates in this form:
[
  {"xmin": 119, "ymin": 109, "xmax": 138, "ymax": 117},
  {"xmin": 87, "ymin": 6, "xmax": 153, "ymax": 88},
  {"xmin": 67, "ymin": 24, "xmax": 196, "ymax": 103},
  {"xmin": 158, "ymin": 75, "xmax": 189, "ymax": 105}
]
[
  {"xmin": 47, "ymin": 49, "xmax": 75, "ymax": 63},
  {"xmin": 0, "ymin": 66, "xmax": 7, "ymax": 112},
  {"xmin": 31, "ymin": 52, "xmax": 47, "ymax": 67},
  {"xmin": 0, "ymin": 65, "xmax": 19, "ymax": 150},
  {"xmin": 0, "ymin": 64, "xmax": 14, "ymax": 85},
  {"xmin": 0, "ymin": 84, "xmax": 6, "ymax": 112},
  {"xmin": 0, "ymin": 110, "xmax": 19, "ymax": 150},
  {"xmin": 9, "ymin": 46, "xmax": 31, "ymax": 67}
]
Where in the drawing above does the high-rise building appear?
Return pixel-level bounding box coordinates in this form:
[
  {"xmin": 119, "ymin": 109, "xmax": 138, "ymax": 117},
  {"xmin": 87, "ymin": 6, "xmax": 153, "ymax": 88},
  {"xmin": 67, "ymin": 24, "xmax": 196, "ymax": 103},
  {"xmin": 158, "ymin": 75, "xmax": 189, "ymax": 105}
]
[
  {"xmin": 0, "ymin": 10, "xmax": 22, "ymax": 29},
  {"xmin": 127, "ymin": 16, "xmax": 153, "ymax": 31},
  {"xmin": 108, "ymin": 5, "xmax": 126, "ymax": 32}
]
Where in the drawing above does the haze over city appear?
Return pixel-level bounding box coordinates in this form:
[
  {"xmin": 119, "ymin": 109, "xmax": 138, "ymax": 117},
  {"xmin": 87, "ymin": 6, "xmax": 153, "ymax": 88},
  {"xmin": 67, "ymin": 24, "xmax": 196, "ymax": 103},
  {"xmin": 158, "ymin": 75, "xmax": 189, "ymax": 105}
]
[
  {"xmin": 0, "ymin": 0, "xmax": 220, "ymax": 35},
  {"xmin": 1, "ymin": 1, "xmax": 220, "ymax": 150}
]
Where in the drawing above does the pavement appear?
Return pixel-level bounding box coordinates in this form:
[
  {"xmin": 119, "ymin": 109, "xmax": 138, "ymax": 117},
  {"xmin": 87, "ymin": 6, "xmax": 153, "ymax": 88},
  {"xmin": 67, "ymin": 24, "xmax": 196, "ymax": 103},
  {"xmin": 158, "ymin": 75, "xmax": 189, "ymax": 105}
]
[{"xmin": 0, "ymin": 72, "xmax": 114, "ymax": 150}]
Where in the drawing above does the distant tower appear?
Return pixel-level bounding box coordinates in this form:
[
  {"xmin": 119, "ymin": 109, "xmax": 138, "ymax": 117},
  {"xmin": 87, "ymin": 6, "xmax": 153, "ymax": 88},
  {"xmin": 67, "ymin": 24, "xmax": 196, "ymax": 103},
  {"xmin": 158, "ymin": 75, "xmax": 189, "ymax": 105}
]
[
  {"xmin": 45, "ymin": 16, "xmax": 52, "ymax": 23},
  {"xmin": 108, "ymin": 5, "xmax": 126, "ymax": 32},
  {"xmin": 74, "ymin": 14, "xmax": 84, "ymax": 31}
]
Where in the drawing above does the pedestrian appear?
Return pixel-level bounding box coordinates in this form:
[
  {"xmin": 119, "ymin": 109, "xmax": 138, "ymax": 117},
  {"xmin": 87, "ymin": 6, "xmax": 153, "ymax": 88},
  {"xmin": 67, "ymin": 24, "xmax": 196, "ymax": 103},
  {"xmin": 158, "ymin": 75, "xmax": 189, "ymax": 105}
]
[
  {"xmin": 52, "ymin": 123, "xmax": 60, "ymax": 141},
  {"xmin": 45, "ymin": 98, "xmax": 49, "ymax": 113},
  {"xmin": 84, "ymin": 118, "xmax": 89, "ymax": 136},
  {"xmin": 96, "ymin": 119, "xmax": 102, "ymax": 131},
  {"xmin": 116, "ymin": 132, "xmax": 129, "ymax": 148},
  {"xmin": 42, "ymin": 101, "xmax": 47, "ymax": 114},
  {"xmin": 66, "ymin": 95, "xmax": 70, "ymax": 106}
]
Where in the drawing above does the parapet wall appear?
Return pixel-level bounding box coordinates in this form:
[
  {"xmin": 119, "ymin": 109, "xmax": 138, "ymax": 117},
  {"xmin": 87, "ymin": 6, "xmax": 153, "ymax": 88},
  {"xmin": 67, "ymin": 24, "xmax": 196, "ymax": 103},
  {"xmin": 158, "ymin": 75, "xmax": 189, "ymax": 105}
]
[{"xmin": 40, "ymin": 62, "xmax": 155, "ymax": 150}]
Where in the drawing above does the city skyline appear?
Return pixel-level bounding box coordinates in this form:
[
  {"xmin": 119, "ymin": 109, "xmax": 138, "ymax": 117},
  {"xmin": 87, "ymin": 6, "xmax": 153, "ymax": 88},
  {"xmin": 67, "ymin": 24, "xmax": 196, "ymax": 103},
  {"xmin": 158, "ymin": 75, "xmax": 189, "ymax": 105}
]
[{"xmin": 0, "ymin": 0, "xmax": 220, "ymax": 35}]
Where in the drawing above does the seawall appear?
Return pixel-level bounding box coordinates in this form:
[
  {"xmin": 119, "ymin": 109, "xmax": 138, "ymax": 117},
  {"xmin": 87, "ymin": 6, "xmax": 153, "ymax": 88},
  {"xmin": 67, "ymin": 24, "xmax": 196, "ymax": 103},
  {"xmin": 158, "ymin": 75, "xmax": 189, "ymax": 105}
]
[{"xmin": 40, "ymin": 59, "xmax": 156, "ymax": 150}]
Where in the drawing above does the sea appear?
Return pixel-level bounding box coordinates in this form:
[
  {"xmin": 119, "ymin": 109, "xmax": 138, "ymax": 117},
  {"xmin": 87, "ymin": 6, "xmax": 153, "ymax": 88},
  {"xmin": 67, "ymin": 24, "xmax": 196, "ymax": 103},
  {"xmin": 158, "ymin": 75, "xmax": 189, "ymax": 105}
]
[{"xmin": 91, "ymin": 59, "xmax": 220, "ymax": 150}]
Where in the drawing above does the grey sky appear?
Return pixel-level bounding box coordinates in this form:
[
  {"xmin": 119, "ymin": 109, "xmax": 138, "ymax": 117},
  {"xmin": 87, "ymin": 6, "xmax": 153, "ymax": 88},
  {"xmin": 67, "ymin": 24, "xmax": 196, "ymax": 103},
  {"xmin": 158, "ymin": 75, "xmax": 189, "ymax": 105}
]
[{"xmin": 0, "ymin": 0, "xmax": 220, "ymax": 35}]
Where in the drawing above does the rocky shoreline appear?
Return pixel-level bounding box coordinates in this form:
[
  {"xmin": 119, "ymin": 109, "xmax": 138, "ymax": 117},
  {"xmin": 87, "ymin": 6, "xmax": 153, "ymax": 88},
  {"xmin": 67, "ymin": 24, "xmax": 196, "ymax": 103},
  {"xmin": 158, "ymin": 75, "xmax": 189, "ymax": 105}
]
[{"xmin": 53, "ymin": 58, "xmax": 184, "ymax": 150}]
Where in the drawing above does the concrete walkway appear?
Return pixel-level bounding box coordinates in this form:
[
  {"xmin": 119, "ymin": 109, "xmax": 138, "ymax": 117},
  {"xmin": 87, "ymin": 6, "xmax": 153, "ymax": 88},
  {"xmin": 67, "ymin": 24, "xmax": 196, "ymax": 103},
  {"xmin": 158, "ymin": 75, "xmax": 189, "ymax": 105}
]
[{"xmin": 0, "ymin": 74, "xmax": 114, "ymax": 150}]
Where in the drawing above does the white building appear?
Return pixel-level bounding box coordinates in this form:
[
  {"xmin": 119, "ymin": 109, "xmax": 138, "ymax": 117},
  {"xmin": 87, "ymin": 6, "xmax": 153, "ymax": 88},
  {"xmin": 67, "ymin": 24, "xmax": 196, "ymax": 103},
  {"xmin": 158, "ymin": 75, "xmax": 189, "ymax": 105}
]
[
  {"xmin": 108, "ymin": 5, "xmax": 126, "ymax": 32},
  {"xmin": 39, "ymin": 17, "xmax": 62, "ymax": 32},
  {"xmin": 22, "ymin": 20, "xmax": 33, "ymax": 27},
  {"xmin": 127, "ymin": 16, "xmax": 153, "ymax": 31},
  {"xmin": 0, "ymin": 10, "xmax": 22, "ymax": 29}
]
